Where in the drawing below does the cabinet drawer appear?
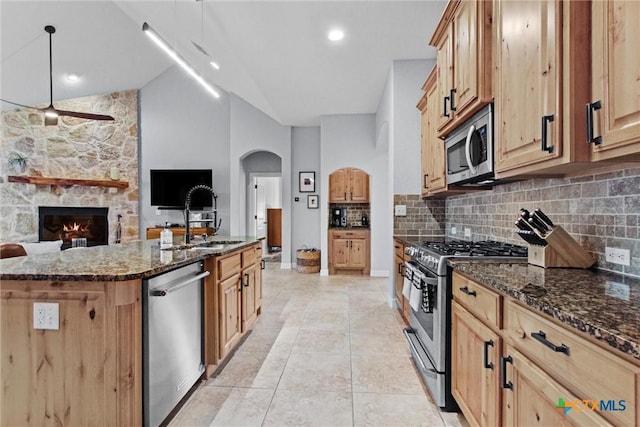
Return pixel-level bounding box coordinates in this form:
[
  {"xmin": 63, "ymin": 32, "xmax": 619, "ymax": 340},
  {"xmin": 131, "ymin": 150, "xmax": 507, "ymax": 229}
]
[
  {"xmin": 394, "ymin": 241, "xmax": 405, "ymax": 259},
  {"xmin": 242, "ymin": 246, "xmax": 258, "ymax": 267},
  {"xmin": 217, "ymin": 253, "xmax": 241, "ymax": 281},
  {"xmin": 331, "ymin": 230, "xmax": 368, "ymax": 240},
  {"xmin": 504, "ymin": 301, "xmax": 640, "ymax": 427},
  {"xmin": 452, "ymin": 273, "xmax": 501, "ymax": 330}
]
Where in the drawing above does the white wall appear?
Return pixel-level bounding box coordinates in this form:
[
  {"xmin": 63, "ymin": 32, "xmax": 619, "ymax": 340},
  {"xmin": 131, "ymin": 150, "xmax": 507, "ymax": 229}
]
[
  {"xmin": 291, "ymin": 126, "xmax": 321, "ymax": 252},
  {"xmin": 229, "ymin": 94, "xmax": 292, "ymax": 266},
  {"xmin": 392, "ymin": 59, "xmax": 434, "ymax": 194},
  {"xmin": 320, "ymin": 114, "xmax": 389, "ymax": 276},
  {"xmin": 139, "ymin": 65, "xmax": 231, "ymax": 236}
]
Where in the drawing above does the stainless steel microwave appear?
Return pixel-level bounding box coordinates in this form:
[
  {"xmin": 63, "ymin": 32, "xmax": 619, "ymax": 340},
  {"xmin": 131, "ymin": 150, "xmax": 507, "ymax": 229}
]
[{"xmin": 445, "ymin": 104, "xmax": 494, "ymax": 185}]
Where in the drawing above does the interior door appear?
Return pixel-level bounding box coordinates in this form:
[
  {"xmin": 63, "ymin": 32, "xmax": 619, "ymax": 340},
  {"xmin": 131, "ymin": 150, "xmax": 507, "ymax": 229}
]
[{"xmin": 253, "ymin": 178, "xmax": 266, "ymax": 240}]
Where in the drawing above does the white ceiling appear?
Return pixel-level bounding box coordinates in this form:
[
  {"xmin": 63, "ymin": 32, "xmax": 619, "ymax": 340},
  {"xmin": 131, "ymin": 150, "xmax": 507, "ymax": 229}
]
[{"xmin": 1, "ymin": 0, "xmax": 446, "ymax": 126}]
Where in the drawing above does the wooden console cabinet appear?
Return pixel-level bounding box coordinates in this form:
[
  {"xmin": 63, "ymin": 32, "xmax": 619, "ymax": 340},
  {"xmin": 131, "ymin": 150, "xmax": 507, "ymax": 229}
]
[
  {"xmin": 328, "ymin": 229, "xmax": 370, "ymax": 275},
  {"xmin": 146, "ymin": 227, "xmax": 213, "ymax": 239}
]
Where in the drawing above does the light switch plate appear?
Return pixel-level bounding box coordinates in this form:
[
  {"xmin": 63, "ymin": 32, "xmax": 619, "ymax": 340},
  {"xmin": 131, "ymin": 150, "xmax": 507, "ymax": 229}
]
[
  {"xmin": 464, "ymin": 228, "xmax": 471, "ymax": 238},
  {"xmin": 451, "ymin": 226, "xmax": 457, "ymax": 235},
  {"xmin": 34, "ymin": 302, "xmax": 59, "ymax": 330},
  {"xmin": 394, "ymin": 205, "xmax": 407, "ymax": 216}
]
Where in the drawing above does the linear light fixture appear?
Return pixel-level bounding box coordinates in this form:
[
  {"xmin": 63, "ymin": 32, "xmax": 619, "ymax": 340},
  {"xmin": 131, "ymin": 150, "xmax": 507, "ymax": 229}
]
[{"xmin": 142, "ymin": 22, "xmax": 220, "ymax": 99}]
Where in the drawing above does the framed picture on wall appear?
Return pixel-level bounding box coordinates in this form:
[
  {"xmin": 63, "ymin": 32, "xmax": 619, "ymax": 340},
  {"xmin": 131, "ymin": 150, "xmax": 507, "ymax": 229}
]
[
  {"xmin": 307, "ymin": 195, "xmax": 319, "ymax": 209},
  {"xmin": 299, "ymin": 171, "xmax": 315, "ymax": 193}
]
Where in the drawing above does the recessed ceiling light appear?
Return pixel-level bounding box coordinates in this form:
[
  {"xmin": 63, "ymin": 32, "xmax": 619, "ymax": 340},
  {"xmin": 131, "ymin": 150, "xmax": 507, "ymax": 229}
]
[
  {"xmin": 66, "ymin": 73, "xmax": 80, "ymax": 82},
  {"xmin": 328, "ymin": 29, "xmax": 344, "ymax": 42}
]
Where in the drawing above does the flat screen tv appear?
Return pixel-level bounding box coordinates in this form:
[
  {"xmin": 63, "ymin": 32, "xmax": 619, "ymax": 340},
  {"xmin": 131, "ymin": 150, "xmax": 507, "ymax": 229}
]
[{"xmin": 150, "ymin": 169, "xmax": 213, "ymax": 210}]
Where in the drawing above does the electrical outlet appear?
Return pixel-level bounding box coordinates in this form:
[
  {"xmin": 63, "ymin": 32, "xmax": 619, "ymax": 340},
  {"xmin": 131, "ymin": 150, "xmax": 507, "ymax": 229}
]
[
  {"xmin": 605, "ymin": 247, "xmax": 631, "ymax": 266},
  {"xmin": 155, "ymin": 208, "xmax": 161, "ymax": 216},
  {"xmin": 451, "ymin": 226, "xmax": 457, "ymax": 235},
  {"xmin": 605, "ymin": 281, "xmax": 630, "ymax": 301},
  {"xmin": 464, "ymin": 228, "xmax": 471, "ymax": 238},
  {"xmin": 394, "ymin": 205, "xmax": 407, "ymax": 216},
  {"xmin": 33, "ymin": 302, "xmax": 59, "ymax": 330}
]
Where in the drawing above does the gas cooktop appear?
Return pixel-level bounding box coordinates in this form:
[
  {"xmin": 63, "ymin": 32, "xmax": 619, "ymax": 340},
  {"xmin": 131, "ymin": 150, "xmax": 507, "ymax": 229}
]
[{"xmin": 418, "ymin": 240, "xmax": 528, "ymax": 257}]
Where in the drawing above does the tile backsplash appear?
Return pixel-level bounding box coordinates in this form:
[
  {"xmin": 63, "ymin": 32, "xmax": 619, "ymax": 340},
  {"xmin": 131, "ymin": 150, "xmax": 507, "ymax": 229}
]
[
  {"xmin": 393, "ymin": 194, "xmax": 445, "ymax": 238},
  {"xmin": 445, "ymin": 166, "xmax": 640, "ymax": 276}
]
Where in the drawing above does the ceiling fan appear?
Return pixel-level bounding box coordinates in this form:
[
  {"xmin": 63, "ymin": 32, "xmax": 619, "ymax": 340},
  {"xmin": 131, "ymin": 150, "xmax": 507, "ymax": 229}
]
[{"xmin": 0, "ymin": 25, "xmax": 115, "ymax": 126}]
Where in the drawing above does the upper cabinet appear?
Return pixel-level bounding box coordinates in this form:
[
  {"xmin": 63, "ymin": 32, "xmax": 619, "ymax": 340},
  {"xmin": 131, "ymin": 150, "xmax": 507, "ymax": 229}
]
[
  {"xmin": 588, "ymin": 0, "xmax": 640, "ymax": 162},
  {"xmin": 329, "ymin": 168, "xmax": 369, "ymax": 203},
  {"xmin": 494, "ymin": 1, "xmax": 591, "ymax": 178},
  {"xmin": 430, "ymin": 0, "xmax": 493, "ymax": 137},
  {"xmin": 419, "ymin": 68, "xmax": 448, "ymax": 197}
]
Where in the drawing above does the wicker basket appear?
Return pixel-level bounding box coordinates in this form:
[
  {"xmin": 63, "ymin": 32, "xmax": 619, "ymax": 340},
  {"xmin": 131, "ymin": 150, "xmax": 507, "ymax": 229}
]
[{"xmin": 296, "ymin": 249, "xmax": 320, "ymax": 273}]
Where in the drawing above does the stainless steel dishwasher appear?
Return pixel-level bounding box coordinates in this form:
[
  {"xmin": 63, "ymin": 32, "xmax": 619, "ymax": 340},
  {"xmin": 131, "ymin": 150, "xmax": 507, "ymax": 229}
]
[{"xmin": 143, "ymin": 261, "xmax": 210, "ymax": 427}]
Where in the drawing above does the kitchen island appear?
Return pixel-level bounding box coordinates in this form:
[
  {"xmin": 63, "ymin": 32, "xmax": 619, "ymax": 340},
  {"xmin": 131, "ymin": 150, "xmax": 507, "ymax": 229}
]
[{"xmin": 0, "ymin": 236, "xmax": 263, "ymax": 427}]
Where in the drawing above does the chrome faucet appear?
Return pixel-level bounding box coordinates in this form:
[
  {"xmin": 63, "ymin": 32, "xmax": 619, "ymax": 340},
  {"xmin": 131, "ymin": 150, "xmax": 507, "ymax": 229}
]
[{"xmin": 184, "ymin": 184, "xmax": 220, "ymax": 243}]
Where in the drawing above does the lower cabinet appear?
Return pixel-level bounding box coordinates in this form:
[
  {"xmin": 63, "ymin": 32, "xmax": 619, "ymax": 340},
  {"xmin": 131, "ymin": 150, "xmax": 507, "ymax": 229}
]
[
  {"xmin": 452, "ymin": 302, "xmax": 501, "ymax": 427},
  {"xmin": 501, "ymin": 344, "xmax": 610, "ymax": 426},
  {"xmin": 218, "ymin": 272, "xmax": 242, "ymax": 359},
  {"xmin": 393, "ymin": 240, "xmax": 410, "ymax": 323},
  {"xmin": 452, "ymin": 271, "xmax": 640, "ymax": 427},
  {"xmin": 329, "ymin": 229, "xmax": 370, "ymax": 275}
]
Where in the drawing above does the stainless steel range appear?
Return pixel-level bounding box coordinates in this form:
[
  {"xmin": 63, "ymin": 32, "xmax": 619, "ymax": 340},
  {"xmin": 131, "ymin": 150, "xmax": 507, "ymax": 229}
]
[{"xmin": 402, "ymin": 240, "xmax": 527, "ymax": 410}]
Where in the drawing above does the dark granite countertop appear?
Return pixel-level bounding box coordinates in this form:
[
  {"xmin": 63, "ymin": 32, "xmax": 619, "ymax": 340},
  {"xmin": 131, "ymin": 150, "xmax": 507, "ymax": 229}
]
[
  {"xmin": 450, "ymin": 260, "xmax": 640, "ymax": 362},
  {"xmin": 0, "ymin": 236, "xmax": 260, "ymax": 282}
]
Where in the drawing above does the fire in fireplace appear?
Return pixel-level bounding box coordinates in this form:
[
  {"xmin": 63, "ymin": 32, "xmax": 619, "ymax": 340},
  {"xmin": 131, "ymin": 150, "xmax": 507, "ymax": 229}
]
[{"xmin": 39, "ymin": 207, "xmax": 109, "ymax": 249}]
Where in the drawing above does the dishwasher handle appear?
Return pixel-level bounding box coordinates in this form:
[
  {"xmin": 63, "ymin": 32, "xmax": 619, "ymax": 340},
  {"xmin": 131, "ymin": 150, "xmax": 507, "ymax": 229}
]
[{"xmin": 151, "ymin": 271, "xmax": 210, "ymax": 297}]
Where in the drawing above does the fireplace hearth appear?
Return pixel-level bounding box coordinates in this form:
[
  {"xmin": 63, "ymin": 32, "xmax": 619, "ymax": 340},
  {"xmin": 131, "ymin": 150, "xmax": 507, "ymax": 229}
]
[{"xmin": 39, "ymin": 207, "xmax": 109, "ymax": 249}]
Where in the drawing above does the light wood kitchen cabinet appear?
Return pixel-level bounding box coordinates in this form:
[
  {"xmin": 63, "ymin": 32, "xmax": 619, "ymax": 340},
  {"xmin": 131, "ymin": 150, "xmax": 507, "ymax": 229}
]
[
  {"xmin": 501, "ymin": 344, "xmax": 611, "ymax": 427},
  {"xmin": 452, "ymin": 271, "xmax": 640, "ymax": 427},
  {"xmin": 588, "ymin": 0, "xmax": 640, "ymax": 162},
  {"xmin": 328, "ymin": 168, "xmax": 369, "ymax": 203},
  {"xmin": 494, "ymin": 0, "xmax": 591, "ymax": 178},
  {"xmin": 218, "ymin": 272, "xmax": 242, "ymax": 359},
  {"xmin": 452, "ymin": 302, "xmax": 501, "ymax": 427},
  {"xmin": 329, "ymin": 229, "xmax": 370, "ymax": 275},
  {"xmin": 240, "ymin": 243, "xmax": 262, "ymax": 332},
  {"xmin": 430, "ymin": 0, "xmax": 493, "ymax": 137},
  {"xmin": 1, "ymin": 279, "xmax": 142, "ymax": 426},
  {"xmin": 394, "ymin": 240, "xmax": 410, "ymax": 323},
  {"xmin": 452, "ymin": 272, "xmax": 502, "ymax": 427}
]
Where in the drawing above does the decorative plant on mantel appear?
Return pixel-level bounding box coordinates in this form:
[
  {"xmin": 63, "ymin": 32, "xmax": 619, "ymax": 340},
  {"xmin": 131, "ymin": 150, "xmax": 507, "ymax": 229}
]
[{"xmin": 8, "ymin": 153, "xmax": 27, "ymax": 174}]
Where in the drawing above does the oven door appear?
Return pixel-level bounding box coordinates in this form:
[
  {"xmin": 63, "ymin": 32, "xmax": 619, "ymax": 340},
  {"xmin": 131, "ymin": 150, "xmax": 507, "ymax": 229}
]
[{"xmin": 405, "ymin": 264, "xmax": 444, "ymax": 372}]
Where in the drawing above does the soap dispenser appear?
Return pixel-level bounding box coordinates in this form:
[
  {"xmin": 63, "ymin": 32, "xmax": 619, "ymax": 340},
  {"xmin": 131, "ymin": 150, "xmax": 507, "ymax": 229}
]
[{"xmin": 160, "ymin": 222, "xmax": 173, "ymax": 249}]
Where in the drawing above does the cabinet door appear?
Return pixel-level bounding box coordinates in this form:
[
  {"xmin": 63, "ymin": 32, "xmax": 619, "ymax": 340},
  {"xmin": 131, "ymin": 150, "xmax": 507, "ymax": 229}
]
[
  {"xmin": 495, "ymin": 0, "xmax": 562, "ymax": 172},
  {"xmin": 420, "ymin": 106, "xmax": 431, "ymax": 198},
  {"xmin": 452, "ymin": 0, "xmax": 478, "ymax": 115},
  {"xmin": 350, "ymin": 169, "xmax": 369, "ymax": 202},
  {"xmin": 502, "ymin": 345, "xmax": 611, "ymax": 427},
  {"xmin": 349, "ymin": 239, "xmax": 367, "ymax": 269},
  {"xmin": 241, "ymin": 264, "xmax": 258, "ymax": 331},
  {"xmin": 219, "ymin": 274, "xmax": 242, "ymax": 358},
  {"xmin": 331, "ymin": 237, "xmax": 350, "ymax": 268},
  {"xmin": 329, "ymin": 169, "xmax": 349, "ymax": 202},
  {"xmin": 436, "ymin": 25, "xmax": 454, "ymax": 131},
  {"xmin": 394, "ymin": 254, "xmax": 404, "ymax": 306},
  {"xmin": 427, "ymin": 77, "xmax": 447, "ymax": 194},
  {"xmin": 590, "ymin": 0, "xmax": 640, "ymax": 161},
  {"xmin": 255, "ymin": 259, "xmax": 262, "ymax": 310},
  {"xmin": 452, "ymin": 302, "xmax": 501, "ymax": 427}
]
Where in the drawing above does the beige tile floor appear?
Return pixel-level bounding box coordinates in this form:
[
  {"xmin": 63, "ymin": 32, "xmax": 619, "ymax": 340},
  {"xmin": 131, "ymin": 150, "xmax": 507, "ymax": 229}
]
[{"xmin": 169, "ymin": 264, "xmax": 469, "ymax": 427}]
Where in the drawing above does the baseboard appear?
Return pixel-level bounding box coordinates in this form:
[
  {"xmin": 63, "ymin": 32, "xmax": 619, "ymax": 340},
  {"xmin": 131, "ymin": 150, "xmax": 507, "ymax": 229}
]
[
  {"xmin": 370, "ymin": 270, "xmax": 389, "ymax": 277},
  {"xmin": 320, "ymin": 269, "xmax": 329, "ymax": 276}
]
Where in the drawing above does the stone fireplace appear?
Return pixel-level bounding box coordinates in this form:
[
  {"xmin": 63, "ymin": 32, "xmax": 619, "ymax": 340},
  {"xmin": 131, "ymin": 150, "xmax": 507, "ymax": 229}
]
[
  {"xmin": 39, "ymin": 206, "xmax": 109, "ymax": 249},
  {"xmin": 0, "ymin": 89, "xmax": 139, "ymax": 244}
]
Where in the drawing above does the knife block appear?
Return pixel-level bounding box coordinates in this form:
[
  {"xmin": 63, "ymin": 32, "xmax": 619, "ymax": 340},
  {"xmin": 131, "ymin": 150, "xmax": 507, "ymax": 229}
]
[{"xmin": 528, "ymin": 226, "xmax": 595, "ymax": 268}]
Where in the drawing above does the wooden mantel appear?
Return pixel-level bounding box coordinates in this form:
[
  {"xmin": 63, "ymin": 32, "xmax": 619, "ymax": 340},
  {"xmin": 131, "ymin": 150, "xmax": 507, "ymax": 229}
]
[{"xmin": 8, "ymin": 175, "xmax": 129, "ymax": 189}]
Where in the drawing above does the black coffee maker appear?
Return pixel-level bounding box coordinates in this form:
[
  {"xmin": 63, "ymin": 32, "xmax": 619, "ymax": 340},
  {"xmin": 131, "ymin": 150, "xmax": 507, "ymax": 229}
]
[{"xmin": 332, "ymin": 208, "xmax": 347, "ymax": 227}]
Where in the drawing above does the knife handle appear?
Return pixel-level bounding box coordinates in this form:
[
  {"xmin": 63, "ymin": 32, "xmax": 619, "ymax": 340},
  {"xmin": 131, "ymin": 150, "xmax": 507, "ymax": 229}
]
[
  {"xmin": 528, "ymin": 217, "xmax": 548, "ymax": 234},
  {"xmin": 534, "ymin": 209, "xmax": 554, "ymax": 228}
]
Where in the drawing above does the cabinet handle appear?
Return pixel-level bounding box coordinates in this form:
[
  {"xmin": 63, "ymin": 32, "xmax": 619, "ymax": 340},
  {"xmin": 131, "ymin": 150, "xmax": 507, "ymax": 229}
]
[
  {"xmin": 500, "ymin": 355, "xmax": 513, "ymax": 390},
  {"xmin": 424, "ymin": 174, "xmax": 429, "ymax": 189},
  {"xmin": 244, "ymin": 273, "xmax": 250, "ymax": 287},
  {"xmin": 398, "ymin": 262, "xmax": 404, "ymax": 277},
  {"xmin": 541, "ymin": 114, "xmax": 555, "ymax": 153},
  {"xmin": 483, "ymin": 340, "xmax": 494, "ymax": 370},
  {"xmin": 586, "ymin": 101, "xmax": 602, "ymax": 145},
  {"xmin": 344, "ymin": 192, "xmax": 347, "ymax": 200},
  {"xmin": 449, "ymin": 88, "xmax": 457, "ymax": 111},
  {"xmin": 443, "ymin": 96, "xmax": 450, "ymax": 118},
  {"xmin": 350, "ymin": 240, "xmax": 353, "ymax": 248},
  {"xmin": 459, "ymin": 286, "xmax": 477, "ymax": 297},
  {"xmin": 261, "ymin": 259, "xmax": 266, "ymax": 270},
  {"xmin": 238, "ymin": 277, "xmax": 243, "ymax": 292},
  {"xmin": 531, "ymin": 330, "xmax": 569, "ymax": 355}
]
